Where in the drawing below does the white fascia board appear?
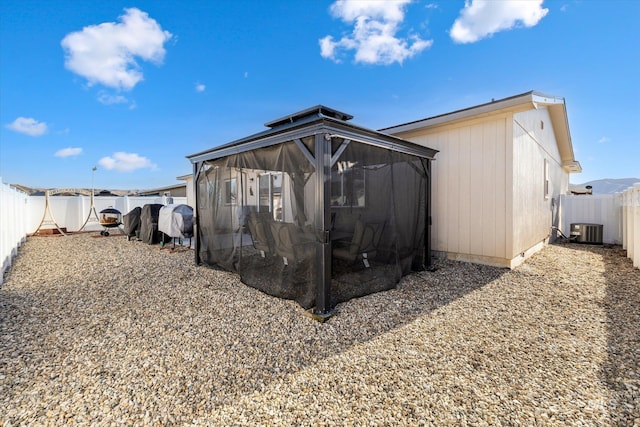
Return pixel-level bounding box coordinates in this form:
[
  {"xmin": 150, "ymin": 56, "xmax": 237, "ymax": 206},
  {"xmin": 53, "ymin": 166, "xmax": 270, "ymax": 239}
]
[
  {"xmin": 545, "ymin": 102, "xmax": 579, "ymax": 171},
  {"xmin": 382, "ymin": 93, "xmax": 537, "ymax": 134},
  {"xmin": 531, "ymin": 93, "xmax": 565, "ymax": 107},
  {"xmin": 527, "ymin": 93, "xmax": 580, "ymax": 174},
  {"xmin": 562, "ymin": 160, "xmax": 582, "ymax": 173}
]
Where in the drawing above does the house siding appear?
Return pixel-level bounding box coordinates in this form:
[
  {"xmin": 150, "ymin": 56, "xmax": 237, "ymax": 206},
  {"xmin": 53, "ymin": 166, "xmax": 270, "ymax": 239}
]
[
  {"xmin": 390, "ymin": 105, "xmax": 572, "ymax": 268},
  {"xmin": 512, "ymin": 107, "xmax": 569, "ymax": 260},
  {"xmin": 384, "ymin": 94, "xmax": 578, "ymax": 269},
  {"xmin": 394, "ymin": 114, "xmax": 510, "ymax": 265}
]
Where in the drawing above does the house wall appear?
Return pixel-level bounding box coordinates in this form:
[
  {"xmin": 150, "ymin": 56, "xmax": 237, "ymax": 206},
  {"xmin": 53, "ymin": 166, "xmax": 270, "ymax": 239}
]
[
  {"xmin": 389, "ymin": 106, "xmax": 571, "ymax": 268},
  {"xmin": 185, "ymin": 177, "xmax": 195, "ymax": 208},
  {"xmin": 511, "ymin": 107, "xmax": 569, "ymax": 263},
  {"xmin": 391, "ymin": 113, "xmax": 512, "ymax": 267}
]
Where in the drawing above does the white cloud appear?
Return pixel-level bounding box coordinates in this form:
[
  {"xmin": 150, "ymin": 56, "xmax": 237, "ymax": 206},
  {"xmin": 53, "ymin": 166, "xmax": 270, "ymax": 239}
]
[
  {"xmin": 320, "ymin": 0, "xmax": 432, "ymax": 65},
  {"xmin": 450, "ymin": 0, "xmax": 549, "ymax": 44},
  {"xmin": 55, "ymin": 147, "xmax": 83, "ymax": 157},
  {"xmin": 5, "ymin": 117, "xmax": 48, "ymax": 136},
  {"xmin": 195, "ymin": 83, "xmax": 206, "ymax": 92},
  {"xmin": 98, "ymin": 92, "xmax": 130, "ymax": 105},
  {"xmin": 598, "ymin": 136, "xmax": 611, "ymax": 144},
  {"xmin": 98, "ymin": 152, "xmax": 157, "ymax": 172},
  {"xmin": 61, "ymin": 8, "xmax": 172, "ymax": 91}
]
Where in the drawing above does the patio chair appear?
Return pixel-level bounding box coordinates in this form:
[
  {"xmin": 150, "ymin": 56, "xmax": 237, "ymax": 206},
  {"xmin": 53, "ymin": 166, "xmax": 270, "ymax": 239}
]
[
  {"xmin": 333, "ymin": 220, "xmax": 384, "ymax": 268},
  {"xmin": 270, "ymin": 222, "xmax": 315, "ymax": 266},
  {"xmin": 247, "ymin": 212, "xmax": 274, "ymax": 257}
]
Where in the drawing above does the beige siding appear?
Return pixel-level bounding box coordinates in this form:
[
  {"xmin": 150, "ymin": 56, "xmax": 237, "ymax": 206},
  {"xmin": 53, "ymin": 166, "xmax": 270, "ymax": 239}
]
[
  {"xmin": 458, "ymin": 127, "xmax": 471, "ymax": 255},
  {"xmin": 395, "ymin": 114, "xmax": 510, "ymax": 262},
  {"xmin": 386, "ymin": 98, "xmax": 576, "ymax": 268},
  {"xmin": 512, "ymin": 107, "xmax": 570, "ymax": 257}
]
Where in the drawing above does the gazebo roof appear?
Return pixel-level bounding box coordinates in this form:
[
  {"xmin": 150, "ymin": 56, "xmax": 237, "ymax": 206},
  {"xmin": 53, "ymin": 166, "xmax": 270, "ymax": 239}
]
[{"xmin": 187, "ymin": 105, "xmax": 437, "ymax": 164}]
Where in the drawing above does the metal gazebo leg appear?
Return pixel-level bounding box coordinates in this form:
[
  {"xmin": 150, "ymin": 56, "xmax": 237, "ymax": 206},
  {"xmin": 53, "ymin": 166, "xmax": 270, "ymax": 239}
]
[{"xmin": 307, "ymin": 133, "xmax": 334, "ymax": 322}]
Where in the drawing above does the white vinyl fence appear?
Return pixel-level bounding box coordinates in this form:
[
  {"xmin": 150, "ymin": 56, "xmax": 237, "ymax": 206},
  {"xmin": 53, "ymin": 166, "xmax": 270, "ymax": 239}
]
[
  {"xmin": 561, "ymin": 183, "xmax": 640, "ymax": 269},
  {"xmin": 27, "ymin": 194, "xmax": 187, "ymax": 233},
  {"xmin": 622, "ymin": 184, "xmax": 640, "ymax": 268},
  {"xmin": 1, "ymin": 180, "xmax": 29, "ymax": 284},
  {"xmin": 561, "ymin": 194, "xmax": 623, "ymax": 245},
  {"xmin": 0, "ymin": 183, "xmax": 189, "ymax": 284}
]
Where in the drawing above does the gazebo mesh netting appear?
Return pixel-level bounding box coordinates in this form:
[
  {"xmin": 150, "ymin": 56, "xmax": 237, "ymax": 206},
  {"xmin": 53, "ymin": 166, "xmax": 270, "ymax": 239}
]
[{"xmin": 191, "ymin": 108, "xmax": 436, "ymax": 315}]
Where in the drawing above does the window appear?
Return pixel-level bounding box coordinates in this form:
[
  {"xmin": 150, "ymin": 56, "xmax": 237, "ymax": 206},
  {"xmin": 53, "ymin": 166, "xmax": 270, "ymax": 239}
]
[
  {"xmin": 259, "ymin": 172, "xmax": 283, "ymax": 221},
  {"xmin": 331, "ymin": 161, "xmax": 365, "ymax": 207},
  {"xmin": 225, "ymin": 178, "xmax": 237, "ymax": 205},
  {"xmin": 544, "ymin": 159, "xmax": 550, "ymax": 200}
]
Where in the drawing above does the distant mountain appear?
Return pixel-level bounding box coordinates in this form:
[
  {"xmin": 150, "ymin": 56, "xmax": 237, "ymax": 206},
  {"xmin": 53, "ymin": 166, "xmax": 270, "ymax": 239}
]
[{"xmin": 572, "ymin": 178, "xmax": 640, "ymax": 194}]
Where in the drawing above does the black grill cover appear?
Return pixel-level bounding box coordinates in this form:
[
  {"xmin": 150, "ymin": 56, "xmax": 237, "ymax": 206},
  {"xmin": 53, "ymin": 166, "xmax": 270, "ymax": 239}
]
[
  {"xmin": 140, "ymin": 204, "xmax": 169, "ymax": 244},
  {"xmin": 123, "ymin": 207, "xmax": 142, "ymax": 238}
]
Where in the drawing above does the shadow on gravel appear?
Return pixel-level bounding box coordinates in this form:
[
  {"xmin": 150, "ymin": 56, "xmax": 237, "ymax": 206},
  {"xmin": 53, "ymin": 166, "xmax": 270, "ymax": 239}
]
[
  {"xmin": 565, "ymin": 243, "xmax": 639, "ymax": 425},
  {"xmin": 325, "ymin": 256, "xmax": 508, "ymax": 340}
]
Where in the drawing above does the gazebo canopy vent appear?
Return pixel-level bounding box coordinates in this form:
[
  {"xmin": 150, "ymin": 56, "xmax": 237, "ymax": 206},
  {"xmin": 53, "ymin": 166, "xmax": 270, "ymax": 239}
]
[{"xmin": 187, "ymin": 105, "xmax": 437, "ymax": 320}]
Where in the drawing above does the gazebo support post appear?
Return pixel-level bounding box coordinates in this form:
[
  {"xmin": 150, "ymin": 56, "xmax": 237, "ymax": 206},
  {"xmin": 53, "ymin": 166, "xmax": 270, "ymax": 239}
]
[{"xmin": 309, "ymin": 132, "xmax": 334, "ymax": 321}]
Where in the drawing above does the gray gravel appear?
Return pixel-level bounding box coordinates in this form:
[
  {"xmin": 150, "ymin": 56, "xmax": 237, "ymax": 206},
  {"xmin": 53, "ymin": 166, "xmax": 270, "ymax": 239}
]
[{"xmin": 1, "ymin": 234, "xmax": 638, "ymax": 426}]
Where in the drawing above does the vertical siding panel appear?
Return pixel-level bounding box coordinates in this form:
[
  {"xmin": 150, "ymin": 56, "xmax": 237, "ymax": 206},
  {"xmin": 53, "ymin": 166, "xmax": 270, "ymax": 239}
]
[
  {"xmin": 482, "ymin": 121, "xmax": 497, "ymax": 257},
  {"xmin": 511, "ymin": 108, "xmax": 562, "ymax": 255},
  {"xmin": 447, "ymin": 130, "xmax": 460, "ymax": 254},
  {"xmin": 495, "ymin": 117, "xmax": 507, "ymax": 259},
  {"xmin": 458, "ymin": 126, "xmax": 471, "ymax": 255},
  {"xmin": 436, "ymin": 133, "xmax": 448, "ymax": 251},
  {"xmin": 505, "ymin": 115, "xmax": 514, "ymax": 259},
  {"xmin": 511, "ymin": 120, "xmax": 524, "ymax": 255},
  {"xmin": 469, "ymin": 124, "xmax": 484, "ymax": 256}
]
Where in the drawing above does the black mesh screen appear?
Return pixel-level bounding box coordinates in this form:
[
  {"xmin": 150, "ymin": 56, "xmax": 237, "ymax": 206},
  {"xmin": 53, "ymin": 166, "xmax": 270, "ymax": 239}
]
[
  {"xmin": 329, "ymin": 140, "xmax": 428, "ymax": 305},
  {"xmin": 195, "ymin": 137, "xmax": 429, "ymax": 310}
]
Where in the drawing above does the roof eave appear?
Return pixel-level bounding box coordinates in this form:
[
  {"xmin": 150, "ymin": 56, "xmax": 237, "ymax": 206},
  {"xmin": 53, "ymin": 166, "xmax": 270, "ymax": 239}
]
[
  {"xmin": 381, "ymin": 90, "xmax": 580, "ymax": 173},
  {"xmin": 380, "ymin": 91, "xmax": 540, "ymax": 134},
  {"xmin": 542, "ymin": 101, "xmax": 579, "ymax": 172},
  {"xmin": 562, "ymin": 160, "xmax": 582, "ymax": 174}
]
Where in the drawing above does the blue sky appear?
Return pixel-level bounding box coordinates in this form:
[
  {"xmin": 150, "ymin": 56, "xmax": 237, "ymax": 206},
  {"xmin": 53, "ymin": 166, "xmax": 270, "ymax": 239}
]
[{"xmin": 1, "ymin": 0, "xmax": 638, "ymax": 191}]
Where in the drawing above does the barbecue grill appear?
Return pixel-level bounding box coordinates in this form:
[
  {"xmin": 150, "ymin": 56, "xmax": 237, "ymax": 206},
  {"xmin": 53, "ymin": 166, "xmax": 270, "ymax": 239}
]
[
  {"xmin": 158, "ymin": 204, "xmax": 194, "ymax": 248},
  {"xmin": 99, "ymin": 207, "xmax": 123, "ymax": 236}
]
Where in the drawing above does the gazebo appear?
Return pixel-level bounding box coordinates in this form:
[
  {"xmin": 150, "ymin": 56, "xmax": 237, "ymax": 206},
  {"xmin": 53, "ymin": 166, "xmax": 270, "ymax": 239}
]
[{"xmin": 187, "ymin": 106, "xmax": 438, "ymax": 320}]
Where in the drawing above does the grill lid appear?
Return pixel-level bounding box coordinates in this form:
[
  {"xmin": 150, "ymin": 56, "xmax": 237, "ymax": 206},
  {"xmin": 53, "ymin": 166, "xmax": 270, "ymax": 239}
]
[{"xmin": 100, "ymin": 207, "xmax": 121, "ymax": 215}]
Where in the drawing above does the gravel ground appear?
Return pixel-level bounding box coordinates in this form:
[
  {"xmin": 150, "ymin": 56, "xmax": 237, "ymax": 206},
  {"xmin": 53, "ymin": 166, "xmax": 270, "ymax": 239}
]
[{"xmin": 1, "ymin": 234, "xmax": 638, "ymax": 426}]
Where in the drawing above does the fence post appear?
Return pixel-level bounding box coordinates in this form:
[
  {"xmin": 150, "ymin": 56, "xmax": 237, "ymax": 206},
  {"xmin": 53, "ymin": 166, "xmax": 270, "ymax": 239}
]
[
  {"xmin": 627, "ymin": 188, "xmax": 633, "ymax": 253},
  {"xmin": 622, "ymin": 191, "xmax": 628, "ymax": 249},
  {"xmin": 634, "ymin": 184, "xmax": 640, "ymax": 268},
  {"xmin": 628, "ymin": 187, "xmax": 635, "ymax": 261}
]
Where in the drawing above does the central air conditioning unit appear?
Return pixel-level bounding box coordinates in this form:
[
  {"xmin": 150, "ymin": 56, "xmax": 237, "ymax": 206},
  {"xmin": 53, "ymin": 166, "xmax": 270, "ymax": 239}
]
[{"xmin": 570, "ymin": 223, "xmax": 603, "ymax": 244}]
